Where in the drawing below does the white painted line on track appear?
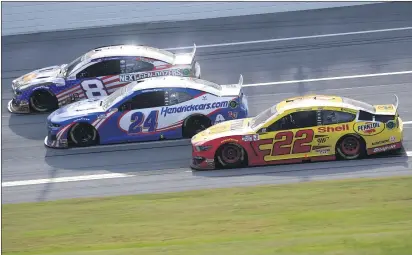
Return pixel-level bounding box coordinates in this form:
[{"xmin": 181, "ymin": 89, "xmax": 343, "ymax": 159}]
[
  {"xmin": 165, "ymin": 26, "xmax": 412, "ymax": 50},
  {"xmin": 241, "ymin": 70, "xmax": 412, "ymax": 87},
  {"xmin": 2, "ymin": 173, "xmax": 131, "ymax": 187},
  {"xmin": 4, "ymin": 150, "xmax": 412, "ymax": 188},
  {"xmin": 403, "ymin": 121, "xmax": 412, "ymax": 125}
]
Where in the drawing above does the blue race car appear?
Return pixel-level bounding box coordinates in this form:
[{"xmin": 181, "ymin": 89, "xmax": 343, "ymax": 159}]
[
  {"xmin": 9, "ymin": 44, "xmax": 200, "ymax": 114},
  {"xmin": 44, "ymin": 75, "xmax": 248, "ymax": 148}
]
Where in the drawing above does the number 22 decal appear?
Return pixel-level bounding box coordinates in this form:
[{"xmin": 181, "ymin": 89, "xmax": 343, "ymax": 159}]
[
  {"xmin": 260, "ymin": 129, "xmax": 314, "ymax": 156},
  {"xmin": 128, "ymin": 110, "xmax": 159, "ymax": 133}
]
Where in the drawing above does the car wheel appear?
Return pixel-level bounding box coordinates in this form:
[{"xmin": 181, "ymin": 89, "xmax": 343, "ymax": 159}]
[
  {"xmin": 30, "ymin": 90, "xmax": 58, "ymax": 112},
  {"xmin": 216, "ymin": 143, "xmax": 246, "ymax": 168},
  {"xmin": 336, "ymin": 135, "xmax": 364, "ymax": 160},
  {"xmin": 69, "ymin": 123, "xmax": 98, "ymax": 147},
  {"xmin": 182, "ymin": 115, "xmax": 211, "ymax": 138}
]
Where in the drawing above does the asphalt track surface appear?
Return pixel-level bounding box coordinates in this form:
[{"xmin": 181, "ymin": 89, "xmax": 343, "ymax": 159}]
[{"xmin": 3, "ymin": 3, "xmax": 412, "ymax": 204}]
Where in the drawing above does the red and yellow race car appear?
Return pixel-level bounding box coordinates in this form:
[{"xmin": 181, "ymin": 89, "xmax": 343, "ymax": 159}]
[{"xmin": 190, "ymin": 94, "xmax": 403, "ymax": 170}]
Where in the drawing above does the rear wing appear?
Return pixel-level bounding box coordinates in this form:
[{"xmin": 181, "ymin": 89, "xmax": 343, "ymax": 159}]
[
  {"xmin": 221, "ymin": 74, "xmax": 244, "ymax": 97},
  {"xmin": 394, "ymin": 94, "xmax": 399, "ymax": 110},
  {"xmin": 173, "ymin": 43, "xmax": 197, "ymax": 65},
  {"xmin": 191, "ymin": 43, "xmax": 197, "ymax": 60}
]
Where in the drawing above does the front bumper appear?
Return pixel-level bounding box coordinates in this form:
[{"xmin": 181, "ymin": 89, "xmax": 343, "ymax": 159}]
[
  {"xmin": 7, "ymin": 99, "xmax": 30, "ymax": 114},
  {"xmin": 190, "ymin": 157, "xmax": 216, "ymax": 170},
  {"xmin": 190, "ymin": 145, "xmax": 216, "ymax": 170},
  {"xmin": 44, "ymin": 135, "xmax": 69, "ymax": 149}
]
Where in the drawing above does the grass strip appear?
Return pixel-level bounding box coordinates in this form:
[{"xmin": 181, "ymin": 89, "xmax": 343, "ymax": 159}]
[{"xmin": 3, "ymin": 176, "xmax": 412, "ymax": 255}]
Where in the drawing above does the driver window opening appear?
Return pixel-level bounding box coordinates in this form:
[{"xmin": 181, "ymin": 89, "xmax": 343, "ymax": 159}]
[
  {"xmin": 267, "ymin": 110, "xmax": 317, "ymax": 131},
  {"xmin": 120, "ymin": 91, "xmax": 165, "ymax": 111}
]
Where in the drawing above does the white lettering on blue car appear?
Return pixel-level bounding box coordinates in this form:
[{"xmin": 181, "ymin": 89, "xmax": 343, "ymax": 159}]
[{"xmin": 161, "ymin": 101, "xmax": 229, "ymax": 117}]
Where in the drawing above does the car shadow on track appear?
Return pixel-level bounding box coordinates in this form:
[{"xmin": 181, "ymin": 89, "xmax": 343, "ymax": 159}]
[
  {"xmin": 191, "ymin": 149, "xmax": 411, "ymax": 180},
  {"xmin": 43, "ymin": 141, "xmax": 193, "ymax": 174},
  {"xmin": 7, "ymin": 112, "xmax": 49, "ymax": 140}
]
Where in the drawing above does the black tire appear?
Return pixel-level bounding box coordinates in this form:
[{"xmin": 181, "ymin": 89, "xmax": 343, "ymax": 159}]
[
  {"xmin": 182, "ymin": 115, "xmax": 211, "ymax": 138},
  {"xmin": 336, "ymin": 135, "xmax": 365, "ymax": 160},
  {"xmin": 69, "ymin": 123, "xmax": 98, "ymax": 147},
  {"xmin": 216, "ymin": 143, "xmax": 246, "ymax": 168},
  {"xmin": 30, "ymin": 90, "xmax": 58, "ymax": 112}
]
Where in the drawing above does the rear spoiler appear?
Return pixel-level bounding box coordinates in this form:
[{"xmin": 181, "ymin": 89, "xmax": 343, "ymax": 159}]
[
  {"xmin": 238, "ymin": 74, "xmax": 243, "ymax": 87},
  {"xmin": 191, "ymin": 43, "xmax": 197, "ymax": 60},
  {"xmin": 220, "ymin": 74, "xmax": 244, "ymax": 97},
  {"xmin": 394, "ymin": 94, "xmax": 399, "ymax": 110},
  {"xmin": 173, "ymin": 43, "xmax": 197, "ymax": 65}
]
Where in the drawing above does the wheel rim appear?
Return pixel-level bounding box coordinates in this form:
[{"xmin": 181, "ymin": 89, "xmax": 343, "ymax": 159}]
[
  {"xmin": 341, "ymin": 137, "xmax": 360, "ymax": 156},
  {"xmin": 221, "ymin": 145, "xmax": 241, "ymax": 164},
  {"xmin": 31, "ymin": 91, "xmax": 54, "ymax": 111},
  {"xmin": 72, "ymin": 125, "xmax": 95, "ymax": 144}
]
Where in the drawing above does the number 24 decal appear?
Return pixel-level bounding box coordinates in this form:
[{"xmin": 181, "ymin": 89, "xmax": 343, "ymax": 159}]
[
  {"xmin": 128, "ymin": 110, "xmax": 159, "ymax": 133},
  {"xmin": 261, "ymin": 129, "xmax": 314, "ymax": 156}
]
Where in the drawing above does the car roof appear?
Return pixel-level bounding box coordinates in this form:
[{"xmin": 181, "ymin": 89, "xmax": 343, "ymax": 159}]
[
  {"xmin": 83, "ymin": 45, "xmax": 176, "ymax": 64},
  {"xmin": 275, "ymin": 94, "xmax": 375, "ymax": 114},
  {"xmin": 128, "ymin": 76, "xmax": 223, "ymax": 96}
]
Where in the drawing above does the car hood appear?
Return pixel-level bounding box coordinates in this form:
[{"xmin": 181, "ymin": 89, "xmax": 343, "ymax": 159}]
[
  {"xmin": 13, "ymin": 65, "xmax": 65, "ymax": 89},
  {"xmin": 49, "ymin": 98, "xmax": 105, "ymax": 122},
  {"xmin": 191, "ymin": 118, "xmax": 254, "ymax": 144}
]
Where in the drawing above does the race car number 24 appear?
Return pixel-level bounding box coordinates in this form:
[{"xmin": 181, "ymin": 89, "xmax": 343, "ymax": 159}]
[
  {"xmin": 128, "ymin": 110, "xmax": 159, "ymax": 133},
  {"xmin": 258, "ymin": 129, "xmax": 314, "ymax": 159}
]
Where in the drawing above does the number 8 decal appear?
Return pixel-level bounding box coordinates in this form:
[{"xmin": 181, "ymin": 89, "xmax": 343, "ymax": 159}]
[{"xmin": 80, "ymin": 79, "xmax": 108, "ymax": 98}]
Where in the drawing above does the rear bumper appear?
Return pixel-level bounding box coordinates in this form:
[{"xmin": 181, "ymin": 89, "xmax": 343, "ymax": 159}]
[{"xmin": 367, "ymin": 141, "xmax": 402, "ymax": 155}]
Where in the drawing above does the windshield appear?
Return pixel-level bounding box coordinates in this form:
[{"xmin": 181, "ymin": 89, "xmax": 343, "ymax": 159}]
[
  {"xmin": 62, "ymin": 54, "xmax": 85, "ymax": 77},
  {"xmin": 250, "ymin": 105, "xmax": 278, "ymax": 129},
  {"xmin": 101, "ymin": 84, "xmax": 130, "ymax": 110}
]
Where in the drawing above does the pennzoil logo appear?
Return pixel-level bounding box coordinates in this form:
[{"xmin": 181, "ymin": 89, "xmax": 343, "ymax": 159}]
[{"xmin": 354, "ymin": 122, "xmax": 384, "ymax": 136}]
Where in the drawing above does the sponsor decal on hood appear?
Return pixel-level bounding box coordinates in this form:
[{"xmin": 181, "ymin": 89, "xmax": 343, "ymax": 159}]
[{"xmin": 14, "ymin": 65, "xmax": 64, "ymax": 89}]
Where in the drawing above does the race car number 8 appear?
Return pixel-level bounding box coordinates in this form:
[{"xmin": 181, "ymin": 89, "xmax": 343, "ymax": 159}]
[{"xmin": 81, "ymin": 79, "xmax": 108, "ymax": 98}]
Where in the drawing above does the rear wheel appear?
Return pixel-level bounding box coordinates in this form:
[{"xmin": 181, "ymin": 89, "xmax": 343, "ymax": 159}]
[
  {"xmin": 182, "ymin": 115, "xmax": 211, "ymax": 138},
  {"xmin": 30, "ymin": 90, "xmax": 58, "ymax": 112},
  {"xmin": 216, "ymin": 143, "xmax": 246, "ymax": 168},
  {"xmin": 336, "ymin": 135, "xmax": 364, "ymax": 160},
  {"xmin": 69, "ymin": 123, "xmax": 98, "ymax": 147}
]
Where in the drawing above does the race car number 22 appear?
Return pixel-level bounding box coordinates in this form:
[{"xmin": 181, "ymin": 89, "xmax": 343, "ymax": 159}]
[
  {"xmin": 259, "ymin": 129, "xmax": 314, "ymax": 157},
  {"xmin": 128, "ymin": 110, "xmax": 158, "ymax": 133}
]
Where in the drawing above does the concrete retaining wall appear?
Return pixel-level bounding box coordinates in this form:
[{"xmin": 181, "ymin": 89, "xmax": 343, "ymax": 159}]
[{"xmin": 1, "ymin": 2, "xmax": 379, "ymax": 36}]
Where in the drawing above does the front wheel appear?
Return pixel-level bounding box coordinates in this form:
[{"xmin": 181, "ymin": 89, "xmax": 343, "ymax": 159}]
[
  {"xmin": 336, "ymin": 135, "xmax": 364, "ymax": 160},
  {"xmin": 216, "ymin": 143, "xmax": 246, "ymax": 168},
  {"xmin": 69, "ymin": 123, "xmax": 98, "ymax": 147},
  {"xmin": 30, "ymin": 90, "xmax": 58, "ymax": 112}
]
